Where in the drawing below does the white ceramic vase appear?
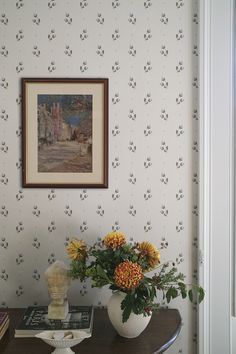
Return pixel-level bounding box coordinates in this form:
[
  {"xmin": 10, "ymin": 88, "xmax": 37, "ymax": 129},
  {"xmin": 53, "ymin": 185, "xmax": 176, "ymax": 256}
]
[{"xmin": 107, "ymin": 291, "xmax": 152, "ymax": 338}]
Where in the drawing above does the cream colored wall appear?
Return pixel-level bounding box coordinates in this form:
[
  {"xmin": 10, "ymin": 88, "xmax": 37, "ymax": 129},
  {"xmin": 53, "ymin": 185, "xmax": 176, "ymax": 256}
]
[{"xmin": 0, "ymin": 0, "xmax": 199, "ymax": 353}]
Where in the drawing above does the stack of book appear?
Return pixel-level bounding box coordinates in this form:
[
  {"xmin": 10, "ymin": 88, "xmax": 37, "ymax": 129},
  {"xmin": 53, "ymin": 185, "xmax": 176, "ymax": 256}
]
[
  {"xmin": 0, "ymin": 312, "xmax": 9, "ymax": 340},
  {"xmin": 15, "ymin": 306, "xmax": 94, "ymax": 338}
]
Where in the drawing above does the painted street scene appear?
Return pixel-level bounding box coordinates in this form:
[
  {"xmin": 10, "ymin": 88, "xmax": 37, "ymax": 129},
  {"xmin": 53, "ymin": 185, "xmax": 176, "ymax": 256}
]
[{"xmin": 37, "ymin": 94, "xmax": 92, "ymax": 173}]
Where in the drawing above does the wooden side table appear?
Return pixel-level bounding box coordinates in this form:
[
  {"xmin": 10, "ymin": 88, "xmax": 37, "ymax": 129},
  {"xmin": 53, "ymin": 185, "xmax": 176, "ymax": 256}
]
[{"xmin": 0, "ymin": 308, "xmax": 181, "ymax": 354}]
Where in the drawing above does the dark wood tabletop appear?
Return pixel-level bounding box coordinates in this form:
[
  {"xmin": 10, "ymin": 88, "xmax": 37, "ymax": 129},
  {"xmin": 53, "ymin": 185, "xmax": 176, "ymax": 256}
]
[{"xmin": 0, "ymin": 308, "xmax": 181, "ymax": 354}]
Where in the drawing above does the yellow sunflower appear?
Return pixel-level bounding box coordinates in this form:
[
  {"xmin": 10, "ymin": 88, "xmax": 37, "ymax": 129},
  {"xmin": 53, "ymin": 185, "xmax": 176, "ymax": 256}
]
[
  {"xmin": 103, "ymin": 231, "xmax": 126, "ymax": 249},
  {"xmin": 114, "ymin": 260, "xmax": 143, "ymax": 290},
  {"xmin": 137, "ymin": 241, "xmax": 160, "ymax": 269},
  {"xmin": 66, "ymin": 239, "xmax": 87, "ymax": 261}
]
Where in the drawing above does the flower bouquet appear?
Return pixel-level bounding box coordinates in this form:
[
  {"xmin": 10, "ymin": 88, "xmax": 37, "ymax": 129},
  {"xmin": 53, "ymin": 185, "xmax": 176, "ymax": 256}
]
[{"xmin": 66, "ymin": 231, "xmax": 204, "ymax": 324}]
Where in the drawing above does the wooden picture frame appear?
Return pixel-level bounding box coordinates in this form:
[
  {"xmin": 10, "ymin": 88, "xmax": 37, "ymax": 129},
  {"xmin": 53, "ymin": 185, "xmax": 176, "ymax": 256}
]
[{"xmin": 22, "ymin": 78, "xmax": 108, "ymax": 188}]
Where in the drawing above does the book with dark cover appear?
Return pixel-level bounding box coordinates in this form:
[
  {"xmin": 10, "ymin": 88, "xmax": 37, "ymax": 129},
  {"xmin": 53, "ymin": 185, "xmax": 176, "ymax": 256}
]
[
  {"xmin": 0, "ymin": 312, "xmax": 9, "ymax": 340},
  {"xmin": 15, "ymin": 306, "xmax": 93, "ymax": 337},
  {"xmin": 0, "ymin": 312, "xmax": 8, "ymax": 327},
  {"xmin": 0, "ymin": 319, "xmax": 9, "ymax": 339}
]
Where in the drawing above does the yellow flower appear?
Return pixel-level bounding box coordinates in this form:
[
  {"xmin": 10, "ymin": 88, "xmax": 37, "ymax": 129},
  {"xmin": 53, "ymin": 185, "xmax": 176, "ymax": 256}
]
[
  {"xmin": 66, "ymin": 239, "xmax": 87, "ymax": 261},
  {"xmin": 114, "ymin": 260, "xmax": 143, "ymax": 290},
  {"xmin": 137, "ymin": 241, "xmax": 161, "ymax": 269},
  {"xmin": 103, "ymin": 231, "xmax": 126, "ymax": 249}
]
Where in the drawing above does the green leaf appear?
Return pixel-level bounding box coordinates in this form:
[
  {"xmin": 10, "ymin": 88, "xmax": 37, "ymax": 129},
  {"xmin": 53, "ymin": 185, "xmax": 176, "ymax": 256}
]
[
  {"xmin": 178, "ymin": 282, "xmax": 187, "ymax": 299},
  {"xmin": 172, "ymin": 287, "xmax": 178, "ymax": 298},
  {"xmin": 121, "ymin": 294, "xmax": 133, "ymax": 322},
  {"xmin": 122, "ymin": 304, "xmax": 132, "ymax": 323},
  {"xmin": 188, "ymin": 289, "xmax": 193, "ymax": 302},
  {"xmin": 96, "ymin": 264, "xmax": 110, "ymax": 282},
  {"xmin": 166, "ymin": 287, "xmax": 173, "ymax": 303},
  {"xmin": 198, "ymin": 287, "xmax": 205, "ymax": 303},
  {"xmin": 166, "ymin": 286, "xmax": 178, "ymax": 303}
]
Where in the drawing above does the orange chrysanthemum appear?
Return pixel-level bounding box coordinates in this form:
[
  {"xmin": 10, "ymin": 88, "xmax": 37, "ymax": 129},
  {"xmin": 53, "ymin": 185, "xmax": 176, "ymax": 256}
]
[
  {"xmin": 114, "ymin": 260, "xmax": 143, "ymax": 290},
  {"xmin": 66, "ymin": 239, "xmax": 87, "ymax": 261},
  {"xmin": 137, "ymin": 241, "xmax": 161, "ymax": 269},
  {"xmin": 103, "ymin": 231, "xmax": 126, "ymax": 249}
]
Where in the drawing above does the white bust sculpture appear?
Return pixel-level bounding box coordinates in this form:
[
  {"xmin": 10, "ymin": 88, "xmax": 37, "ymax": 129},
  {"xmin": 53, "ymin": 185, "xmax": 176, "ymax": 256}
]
[{"xmin": 45, "ymin": 260, "xmax": 71, "ymax": 320}]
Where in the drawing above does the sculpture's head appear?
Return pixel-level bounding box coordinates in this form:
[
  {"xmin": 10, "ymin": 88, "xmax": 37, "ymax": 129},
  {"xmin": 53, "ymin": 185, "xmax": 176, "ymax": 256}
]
[{"xmin": 45, "ymin": 260, "xmax": 71, "ymax": 304}]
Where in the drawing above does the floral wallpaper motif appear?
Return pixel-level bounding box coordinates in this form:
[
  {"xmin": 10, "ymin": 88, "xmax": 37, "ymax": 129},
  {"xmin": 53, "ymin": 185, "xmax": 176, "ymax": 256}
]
[{"xmin": 0, "ymin": 0, "xmax": 199, "ymax": 353}]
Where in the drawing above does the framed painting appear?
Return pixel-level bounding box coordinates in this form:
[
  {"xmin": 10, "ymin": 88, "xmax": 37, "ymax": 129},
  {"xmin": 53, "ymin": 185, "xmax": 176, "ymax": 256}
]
[{"xmin": 22, "ymin": 78, "xmax": 108, "ymax": 188}]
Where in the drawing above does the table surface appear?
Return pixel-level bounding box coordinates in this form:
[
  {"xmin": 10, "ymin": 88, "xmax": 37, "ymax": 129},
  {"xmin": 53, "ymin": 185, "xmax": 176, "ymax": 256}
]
[{"xmin": 0, "ymin": 308, "xmax": 181, "ymax": 354}]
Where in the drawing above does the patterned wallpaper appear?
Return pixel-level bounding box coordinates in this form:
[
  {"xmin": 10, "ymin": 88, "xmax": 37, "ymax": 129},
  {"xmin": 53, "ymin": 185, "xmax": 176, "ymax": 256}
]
[{"xmin": 0, "ymin": 0, "xmax": 199, "ymax": 353}]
